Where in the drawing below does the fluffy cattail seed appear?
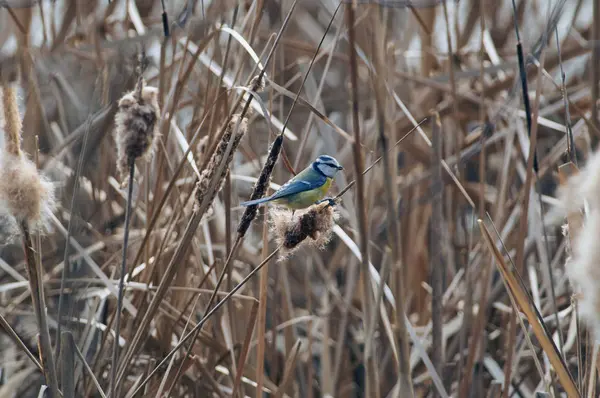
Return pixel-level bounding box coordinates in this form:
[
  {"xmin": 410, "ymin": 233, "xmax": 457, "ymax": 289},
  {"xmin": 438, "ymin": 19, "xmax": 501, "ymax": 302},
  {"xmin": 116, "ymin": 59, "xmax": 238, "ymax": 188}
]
[
  {"xmin": 1, "ymin": 85, "xmax": 55, "ymax": 232},
  {"xmin": 194, "ymin": 114, "xmax": 248, "ymax": 214},
  {"xmin": 0, "ymin": 152, "xmax": 55, "ymax": 232},
  {"xmin": 556, "ymin": 148, "xmax": 600, "ymax": 337},
  {"xmin": 114, "ymin": 81, "xmax": 160, "ymax": 184},
  {"xmin": 270, "ymin": 201, "xmax": 338, "ymax": 256}
]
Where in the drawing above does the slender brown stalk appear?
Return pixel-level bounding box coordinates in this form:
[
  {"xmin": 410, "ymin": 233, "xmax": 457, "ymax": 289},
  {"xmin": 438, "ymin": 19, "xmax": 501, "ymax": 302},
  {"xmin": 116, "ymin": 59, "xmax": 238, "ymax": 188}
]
[
  {"xmin": 273, "ymin": 340, "xmax": 302, "ymax": 398},
  {"xmin": 109, "ymin": 158, "xmax": 135, "ymax": 398},
  {"xmin": 430, "ymin": 114, "xmax": 444, "ymax": 382},
  {"xmin": 231, "ymin": 300, "xmax": 259, "ymax": 398},
  {"xmin": 345, "ymin": 3, "xmax": 376, "ymax": 397},
  {"xmin": 366, "ymin": 9, "xmax": 414, "ymax": 397},
  {"xmin": 21, "ymin": 221, "xmax": 60, "ymax": 398},
  {"xmin": 0, "ymin": 311, "xmax": 42, "ymax": 371},
  {"xmin": 256, "ymin": 211, "xmax": 271, "ymax": 397}
]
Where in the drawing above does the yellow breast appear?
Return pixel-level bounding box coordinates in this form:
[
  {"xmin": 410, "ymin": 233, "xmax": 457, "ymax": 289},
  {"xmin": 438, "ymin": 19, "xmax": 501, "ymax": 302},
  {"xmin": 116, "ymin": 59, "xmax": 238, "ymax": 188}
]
[{"xmin": 275, "ymin": 178, "xmax": 333, "ymax": 210}]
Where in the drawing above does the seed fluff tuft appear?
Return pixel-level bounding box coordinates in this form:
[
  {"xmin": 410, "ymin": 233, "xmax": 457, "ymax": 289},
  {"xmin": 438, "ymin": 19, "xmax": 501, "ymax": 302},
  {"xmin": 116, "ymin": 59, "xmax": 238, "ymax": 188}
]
[
  {"xmin": 0, "ymin": 152, "xmax": 56, "ymax": 233},
  {"xmin": 556, "ymin": 148, "xmax": 600, "ymax": 338},
  {"xmin": 114, "ymin": 81, "xmax": 160, "ymax": 185},
  {"xmin": 269, "ymin": 201, "xmax": 338, "ymax": 258}
]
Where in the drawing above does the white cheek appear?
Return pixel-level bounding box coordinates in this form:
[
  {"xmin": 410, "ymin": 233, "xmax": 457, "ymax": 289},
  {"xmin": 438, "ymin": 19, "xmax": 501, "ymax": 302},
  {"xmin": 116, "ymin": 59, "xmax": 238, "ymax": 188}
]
[{"xmin": 321, "ymin": 165, "xmax": 337, "ymax": 177}]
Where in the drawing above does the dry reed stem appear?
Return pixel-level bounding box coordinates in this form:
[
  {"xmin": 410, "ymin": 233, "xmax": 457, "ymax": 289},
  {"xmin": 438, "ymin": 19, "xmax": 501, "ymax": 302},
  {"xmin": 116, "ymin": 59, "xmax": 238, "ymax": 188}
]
[
  {"xmin": 231, "ymin": 299, "xmax": 259, "ymax": 398},
  {"xmin": 430, "ymin": 114, "xmax": 444, "ymax": 378},
  {"xmin": 273, "ymin": 340, "xmax": 302, "ymax": 398},
  {"xmin": 0, "ymin": 311, "xmax": 42, "ymax": 371},
  {"xmin": 503, "ymin": 4, "xmax": 545, "ymax": 393},
  {"xmin": 256, "ymin": 212, "xmax": 270, "ymax": 398},
  {"xmin": 478, "ymin": 219, "xmax": 579, "ymax": 397},
  {"xmin": 20, "ymin": 221, "xmax": 60, "ymax": 398},
  {"xmin": 345, "ymin": 4, "xmax": 376, "ymax": 397}
]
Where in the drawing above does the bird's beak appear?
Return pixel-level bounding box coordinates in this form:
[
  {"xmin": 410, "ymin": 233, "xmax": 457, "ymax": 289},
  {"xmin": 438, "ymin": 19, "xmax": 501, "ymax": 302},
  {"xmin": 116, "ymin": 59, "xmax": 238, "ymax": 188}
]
[{"xmin": 338, "ymin": 165, "xmax": 344, "ymax": 170}]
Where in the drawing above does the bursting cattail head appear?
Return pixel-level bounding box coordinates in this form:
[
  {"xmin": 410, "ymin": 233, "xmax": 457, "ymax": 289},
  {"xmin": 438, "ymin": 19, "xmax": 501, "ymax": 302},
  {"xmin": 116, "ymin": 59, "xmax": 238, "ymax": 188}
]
[
  {"xmin": 270, "ymin": 201, "xmax": 338, "ymax": 257},
  {"xmin": 0, "ymin": 152, "xmax": 56, "ymax": 233},
  {"xmin": 114, "ymin": 81, "xmax": 160, "ymax": 184},
  {"xmin": 194, "ymin": 114, "xmax": 248, "ymax": 215}
]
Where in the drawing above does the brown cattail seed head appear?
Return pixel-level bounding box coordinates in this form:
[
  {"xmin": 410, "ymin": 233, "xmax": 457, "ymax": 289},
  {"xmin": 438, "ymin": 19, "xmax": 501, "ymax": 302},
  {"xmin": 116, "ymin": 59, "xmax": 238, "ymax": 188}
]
[
  {"xmin": 237, "ymin": 135, "xmax": 283, "ymax": 236},
  {"xmin": 194, "ymin": 114, "xmax": 248, "ymax": 215},
  {"xmin": 0, "ymin": 153, "xmax": 55, "ymax": 231},
  {"xmin": 1, "ymin": 85, "xmax": 22, "ymax": 157},
  {"xmin": 270, "ymin": 201, "xmax": 338, "ymax": 257},
  {"xmin": 114, "ymin": 82, "xmax": 160, "ymax": 184}
]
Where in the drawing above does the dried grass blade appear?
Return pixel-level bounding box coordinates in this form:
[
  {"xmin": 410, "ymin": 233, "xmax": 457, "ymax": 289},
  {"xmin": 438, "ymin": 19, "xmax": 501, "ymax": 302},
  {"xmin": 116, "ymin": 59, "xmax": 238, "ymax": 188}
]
[
  {"xmin": 273, "ymin": 340, "xmax": 302, "ymax": 398},
  {"xmin": 60, "ymin": 332, "xmax": 75, "ymax": 398},
  {"xmin": 0, "ymin": 312, "xmax": 42, "ymax": 371},
  {"xmin": 478, "ymin": 220, "xmax": 579, "ymax": 397},
  {"xmin": 70, "ymin": 332, "xmax": 107, "ymax": 398},
  {"xmin": 231, "ymin": 300, "xmax": 260, "ymax": 398}
]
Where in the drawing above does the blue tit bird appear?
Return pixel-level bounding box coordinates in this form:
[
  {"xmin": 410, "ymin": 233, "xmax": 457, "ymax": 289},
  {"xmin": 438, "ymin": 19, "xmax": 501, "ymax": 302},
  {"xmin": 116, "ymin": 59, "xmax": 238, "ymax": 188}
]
[{"xmin": 240, "ymin": 155, "xmax": 344, "ymax": 210}]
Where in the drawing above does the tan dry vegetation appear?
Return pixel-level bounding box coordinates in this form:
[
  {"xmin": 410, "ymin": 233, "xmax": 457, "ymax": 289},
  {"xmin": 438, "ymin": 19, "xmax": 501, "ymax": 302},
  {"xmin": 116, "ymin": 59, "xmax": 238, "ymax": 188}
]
[{"xmin": 0, "ymin": 0, "xmax": 597, "ymax": 397}]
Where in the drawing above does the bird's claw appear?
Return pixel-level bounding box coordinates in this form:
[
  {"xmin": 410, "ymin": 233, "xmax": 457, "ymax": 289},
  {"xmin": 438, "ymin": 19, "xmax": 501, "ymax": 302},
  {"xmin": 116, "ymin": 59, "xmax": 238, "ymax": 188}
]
[{"xmin": 316, "ymin": 197, "xmax": 336, "ymax": 207}]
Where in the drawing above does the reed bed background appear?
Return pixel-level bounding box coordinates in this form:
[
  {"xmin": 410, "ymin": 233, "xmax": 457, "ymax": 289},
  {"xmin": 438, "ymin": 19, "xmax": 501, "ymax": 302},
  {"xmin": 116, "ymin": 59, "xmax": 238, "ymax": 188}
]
[{"xmin": 0, "ymin": 0, "xmax": 597, "ymax": 396}]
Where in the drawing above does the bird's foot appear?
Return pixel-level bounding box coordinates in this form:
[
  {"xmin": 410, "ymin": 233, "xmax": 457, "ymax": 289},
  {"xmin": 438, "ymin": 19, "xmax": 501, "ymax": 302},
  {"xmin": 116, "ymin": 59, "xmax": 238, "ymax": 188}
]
[{"xmin": 316, "ymin": 197, "xmax": 336, "ymax": 207}]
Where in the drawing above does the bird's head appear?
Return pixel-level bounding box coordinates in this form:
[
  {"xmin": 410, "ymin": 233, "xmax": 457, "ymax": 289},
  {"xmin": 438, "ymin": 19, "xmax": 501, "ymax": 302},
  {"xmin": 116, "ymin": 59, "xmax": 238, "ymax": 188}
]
[{"xmin": 313, "ymin": 155, "xmax": 344, "ymax": 178}]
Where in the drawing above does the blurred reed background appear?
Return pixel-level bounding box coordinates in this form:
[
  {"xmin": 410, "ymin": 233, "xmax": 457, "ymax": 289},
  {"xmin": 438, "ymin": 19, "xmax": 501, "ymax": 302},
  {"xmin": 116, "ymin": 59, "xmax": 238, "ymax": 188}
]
[{"xmin": 0, "ymin": 0, "xmax": 597, "ymax": 396}]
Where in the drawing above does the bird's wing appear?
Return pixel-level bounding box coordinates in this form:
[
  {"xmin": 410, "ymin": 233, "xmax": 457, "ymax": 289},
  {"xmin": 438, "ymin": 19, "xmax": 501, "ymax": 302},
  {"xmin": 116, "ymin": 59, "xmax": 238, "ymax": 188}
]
[{"xmin": 270, "ymin": 169, "xmax": 327, "ymax": 200}]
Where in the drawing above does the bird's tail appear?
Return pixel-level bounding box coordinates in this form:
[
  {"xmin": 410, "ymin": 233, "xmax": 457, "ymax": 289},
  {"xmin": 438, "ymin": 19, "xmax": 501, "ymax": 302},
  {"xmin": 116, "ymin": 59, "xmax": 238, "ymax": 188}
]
[{"xmin": 240, "ymin": 196, "xmax": 272, "ymax": 207}]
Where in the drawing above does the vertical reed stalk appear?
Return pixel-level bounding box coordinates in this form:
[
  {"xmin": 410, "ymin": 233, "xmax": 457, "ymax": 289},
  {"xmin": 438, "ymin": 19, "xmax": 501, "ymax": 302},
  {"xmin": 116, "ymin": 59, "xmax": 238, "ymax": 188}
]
[
  {"xmin": 110, "ymin": 158, "xmax": 135, "ymax": 398},
  {"xmin": 431, "ymin": 114, "xmax": 444, "ymax": 382},
  {"xmin": 345, "ymin": 3, "xmax": 376, "ymax": 397},
  {"xmin": 21, "ymin": 221, "xmax": 60, "ymax": 398}
]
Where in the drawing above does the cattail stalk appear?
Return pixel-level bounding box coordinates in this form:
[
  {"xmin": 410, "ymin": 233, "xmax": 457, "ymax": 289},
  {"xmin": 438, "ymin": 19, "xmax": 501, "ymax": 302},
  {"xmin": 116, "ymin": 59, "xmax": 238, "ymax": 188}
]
[
  {"xmin": 109, "ymin": 158, "xmax": 135, "ymax": 398},
  {"xmin": 21, "ymin": 221, "xmax": 60, "ymax": 398},
  {"xmin": 110, "ymin": 78, "xmax": 160, "ymax": 397},
  {"xmin": 1, "ymin": 84, "xmax": 60, "ymax": 398}
]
